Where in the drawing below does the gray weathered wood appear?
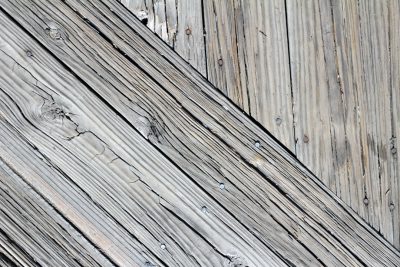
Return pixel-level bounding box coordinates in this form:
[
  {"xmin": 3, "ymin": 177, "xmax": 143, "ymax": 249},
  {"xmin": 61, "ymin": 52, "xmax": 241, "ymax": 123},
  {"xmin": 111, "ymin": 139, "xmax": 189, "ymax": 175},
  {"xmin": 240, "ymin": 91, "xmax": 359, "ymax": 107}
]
[
  {"xmin": 118, "ymin": 0, "xmax": 400, "ymax": 248},
  {"xmin": 121, "ymin": 0, "xmax": 206, "ymax": 75},
  {"xmin": 287, "ymin": 0, "xmax": 400, "ymax": 247},
  {"xmin": 0, "ymin": 7, "xmax": 293, "ymax": 266},
  {"xmin": 1, "ymin": 0, "xmax": 399, "ymax": 265}
]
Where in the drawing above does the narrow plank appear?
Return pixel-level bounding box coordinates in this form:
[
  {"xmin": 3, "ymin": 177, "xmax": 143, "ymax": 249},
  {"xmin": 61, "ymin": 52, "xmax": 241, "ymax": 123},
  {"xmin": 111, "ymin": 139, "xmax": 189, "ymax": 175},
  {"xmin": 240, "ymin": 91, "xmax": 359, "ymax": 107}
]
[
  {"xmin": 202, "ymin": 0, "xmax": 295, "ymax": 150},
  {"xmin": 389, "ymin": 0, "xmax": 400, "ymax": 248},
  {"xmin": 286, "ymin": 0, "xmax": 337, "ymax": 192},
  {"xmin": 0, "ymin": 11, "xmax": 289, "ymax": 266},
  {"xmin": 1, "ymin": 0, "xmax": 399, "ymax": 265},
  {"xmin": 121, "ymin": 0, "xmax": 206, "ymax": 75},
  {"xmin": 327, "ymin": 0, "xmax": 399, "ymax": 244},
  {"xmin": 0, "ymin": 160, "xmax": 116, "ymax": 267}
]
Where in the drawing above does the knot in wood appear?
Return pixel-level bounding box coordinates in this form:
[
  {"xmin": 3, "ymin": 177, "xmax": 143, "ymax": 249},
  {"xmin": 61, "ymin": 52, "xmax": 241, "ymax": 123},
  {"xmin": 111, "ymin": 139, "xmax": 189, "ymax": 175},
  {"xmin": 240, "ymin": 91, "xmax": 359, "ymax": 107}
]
[{"xmin": 46, "ymin": 27, "xmax": 61, "ymax": 40}]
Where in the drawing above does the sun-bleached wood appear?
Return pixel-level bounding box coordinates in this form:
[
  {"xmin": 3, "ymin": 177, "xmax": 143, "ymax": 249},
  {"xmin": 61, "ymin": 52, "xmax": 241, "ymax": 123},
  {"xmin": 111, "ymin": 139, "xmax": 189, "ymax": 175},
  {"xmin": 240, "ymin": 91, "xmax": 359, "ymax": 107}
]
[
  {"xmin": 0, "ymin": 11, "xmax": 290, "ymax": 267},
  {"xmin": 117, "ymin": 0, "xmax": 400, "ymax": 248},
  {"xmin": 121, "ymin": 0, "xmax": 207, "ymax": 76},
  {"xmin": 287, "ymin": 0, "xmax": 400, "ymax": 247},
  {"xmin": 1, "ymin": 0, "xmax": 399, "ymax": 265}
]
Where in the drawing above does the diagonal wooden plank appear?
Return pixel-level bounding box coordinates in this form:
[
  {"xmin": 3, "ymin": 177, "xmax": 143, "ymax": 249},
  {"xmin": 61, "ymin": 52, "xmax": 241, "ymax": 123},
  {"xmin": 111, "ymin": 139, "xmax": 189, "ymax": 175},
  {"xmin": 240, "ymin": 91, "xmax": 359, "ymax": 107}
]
[
  {"xmin": 0, "ymin": 159, "xmax": 116, "ymax": 267},
  {"xmin": 0, "ymin": 0, "xmax": 399, "ymax": 265}
]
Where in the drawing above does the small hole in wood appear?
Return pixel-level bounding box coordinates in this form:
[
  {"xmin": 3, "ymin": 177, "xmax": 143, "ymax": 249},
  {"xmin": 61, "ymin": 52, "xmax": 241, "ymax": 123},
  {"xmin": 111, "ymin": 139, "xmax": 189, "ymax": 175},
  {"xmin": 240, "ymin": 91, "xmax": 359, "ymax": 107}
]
[
  {"xmin": 185, "ymin": 28, "xmax": 192, "ymax": 35},
  {"xmin": 275, "ymin": 117, "xmax": 282, "ymax": 126},
  {"xmin": 219, "ymin": 183, "xmax": 225, "ymax": 190},
  {"xmin": 141, "ymin": 18, "xmax": 149, "ymax": 26},
  {"xmin": 390, "ymin": 203, "xmax": 395, "ymax": 211},
  {"xmin": 26, "ymin": 50, "xmax": 33, "ymax": 58},
  {"xmin": 160, "ymin": 244, "xmax": 166, "ymax": 250},
  {"xmin": 363, "ymin": 197, "xmax": 369, "ymax": 205},
  {"xmin": 254, "ymin": 141, "xmax": 261, "ymax": 149},
  {"xmin": 218, "ymin": 58, "xmax": 223, "ymax": 66},
  {"xmin": 201, "ymin": 206, "xmax": 208, "ymax": 213},
  {"xmin": 303, "ymin": 135, "xmax": 309, "ymax": 143}
]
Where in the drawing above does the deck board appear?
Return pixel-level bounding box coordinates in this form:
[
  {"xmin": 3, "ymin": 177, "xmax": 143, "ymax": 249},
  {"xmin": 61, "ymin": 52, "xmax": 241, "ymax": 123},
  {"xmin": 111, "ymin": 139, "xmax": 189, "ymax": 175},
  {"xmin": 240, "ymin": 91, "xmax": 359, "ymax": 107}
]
[{"xmin": 0, "ymin": 0, "xmax": 400, "ymax": 266}]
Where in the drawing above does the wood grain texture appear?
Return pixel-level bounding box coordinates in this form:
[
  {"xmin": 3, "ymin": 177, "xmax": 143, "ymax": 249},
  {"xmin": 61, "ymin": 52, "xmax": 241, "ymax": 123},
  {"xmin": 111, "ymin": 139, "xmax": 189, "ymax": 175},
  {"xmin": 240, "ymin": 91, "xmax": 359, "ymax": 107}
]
[
  {"xmin": 116, "ymin": 0, "xmax": 400, "ymax": 249},
  {"xmin": 121, "ymin": 0, "xmax": 207, "ymax": 75},
  {"xmin": 187, "ymin": 0, "xmax": 295, "ymax": 150},
  {"xmin": 287, "ymin": 0, "xmax": 400, "ymax": 247},
  {"xmin": 1, "ymin": 0, "xmax": 399, "ymax": 265},
  {"xmin": 0, "ymin": 10, "xmax": 288, "ymax": 266}
]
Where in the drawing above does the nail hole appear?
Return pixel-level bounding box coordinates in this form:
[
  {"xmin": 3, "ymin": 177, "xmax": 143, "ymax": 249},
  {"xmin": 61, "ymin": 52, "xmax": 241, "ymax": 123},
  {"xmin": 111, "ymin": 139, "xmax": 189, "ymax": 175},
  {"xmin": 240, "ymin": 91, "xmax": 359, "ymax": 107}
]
[
  {"xmin": 254, "ymin": 141, "xmax": 261, "ymax": 148},
  {"xmin": 185, "ymin": 28, "xmax": 192, "ymax": 35},
  {"xmin": 275, "ymin": 117, "xmax": 282, "ymax": 126},
  {"xmin": 26, "ymin": 50, "xmax": 33, "ymax": 57},
  {"xmin": 363, "ymin": 197, "xmax": 369, "ymax": 205},
  {"xmin": 218, "ymin": 58, "xmax": 223, "ymax": 66},
  {"xmin": 303, "ymin": 135, "xmax": 309, "ymax": 143},
  {"xmin": 219, "ymin": 183, "xmax": 225, "ymax": 190},
  {"xmin": 140, "ymin": 17, "xmax": 149, "ymax": 26},
  {"xmin": 160, "ymin": 244, "xmax": 166, "ymax": 250},
  {"xmin": 201, "ymin": 206, "xmax": 208, "ymax": 213},
  {"xmin": 390, "ymin": 203, "xmax": 395, "ymax": 211}
]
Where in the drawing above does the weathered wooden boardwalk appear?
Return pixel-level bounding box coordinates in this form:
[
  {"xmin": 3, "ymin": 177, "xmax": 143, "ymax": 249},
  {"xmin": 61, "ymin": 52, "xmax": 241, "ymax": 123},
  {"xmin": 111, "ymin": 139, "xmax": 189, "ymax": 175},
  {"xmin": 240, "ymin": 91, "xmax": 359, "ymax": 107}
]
[{"xmin": 0, "ymin": 0, "xmax": 399, "ymax": 266}]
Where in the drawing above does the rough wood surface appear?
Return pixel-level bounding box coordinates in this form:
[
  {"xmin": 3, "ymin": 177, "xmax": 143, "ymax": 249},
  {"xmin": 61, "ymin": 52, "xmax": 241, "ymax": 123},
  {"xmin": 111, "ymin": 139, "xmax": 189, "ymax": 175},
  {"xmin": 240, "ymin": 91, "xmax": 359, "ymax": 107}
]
[
  {"xmin": 287, "ymin": 0, "xmax": 400, "ymax": 247},
  {"xmin": 121, "ymin": 0, "xmax": 207, "ymax": 75},
  {"xmin": 117, "ymin": 0, "xmax": 400, "ymax": 248},
  {"xmin": 0, "ymin": 0, "xmax": 399, "ymax": 266}
]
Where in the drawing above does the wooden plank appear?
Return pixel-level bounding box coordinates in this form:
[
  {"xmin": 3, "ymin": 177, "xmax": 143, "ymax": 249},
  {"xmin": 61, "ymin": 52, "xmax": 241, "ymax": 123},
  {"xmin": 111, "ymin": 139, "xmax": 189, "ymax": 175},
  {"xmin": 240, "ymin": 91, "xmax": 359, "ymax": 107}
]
[
  {"xmin": 190, "ymin": 0, "xmax": 295, "ymax": 150},
  {"xmin": 0, "ymin": 160, "xmax": 116, "ymax": 267},
  {"xmin": 0, "ymin": 0, "xmax": 399, "ymax": 265},
  {"xmin": 389, "ymin": 0, "xmax": 400, "ymax": 248},
  {"xmin": 121, "ymin": 0, "xmax": 206, "ymax": 75}
]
